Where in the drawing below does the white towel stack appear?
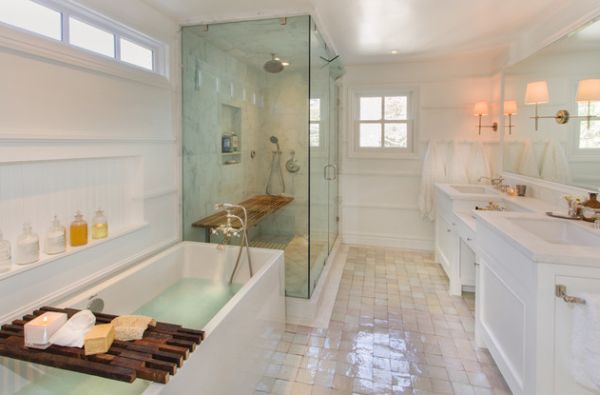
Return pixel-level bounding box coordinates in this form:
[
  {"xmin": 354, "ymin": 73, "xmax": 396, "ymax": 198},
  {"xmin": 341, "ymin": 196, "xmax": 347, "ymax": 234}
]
[{"xmin": 571, "ymin": 293, "xmax": 600, "ymax": 392}]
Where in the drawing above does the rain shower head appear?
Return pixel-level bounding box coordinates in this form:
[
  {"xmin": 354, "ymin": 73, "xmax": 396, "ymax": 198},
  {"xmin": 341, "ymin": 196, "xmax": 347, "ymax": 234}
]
[{"xmin": 264, "ymin": 54, "xmax": 285, "ymax": 73}]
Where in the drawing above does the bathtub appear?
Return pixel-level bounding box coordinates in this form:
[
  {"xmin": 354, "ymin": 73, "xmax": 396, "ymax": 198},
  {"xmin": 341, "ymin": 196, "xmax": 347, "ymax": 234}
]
[{"xmin": 0, "ymin": 241, "xmax": 285, "ymax": 395}]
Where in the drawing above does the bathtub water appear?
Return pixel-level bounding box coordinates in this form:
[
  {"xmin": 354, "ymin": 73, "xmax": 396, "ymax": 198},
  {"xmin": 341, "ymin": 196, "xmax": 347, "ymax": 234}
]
[{"xmin": 0, "ymin": 242, "xmax": 285, "ymax": 395}]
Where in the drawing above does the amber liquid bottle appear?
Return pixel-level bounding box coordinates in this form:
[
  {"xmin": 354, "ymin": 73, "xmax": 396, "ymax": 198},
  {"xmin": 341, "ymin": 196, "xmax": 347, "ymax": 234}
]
[{"xmin": 70, "ymin": 211, "xmax": 88, "ymax": 247}]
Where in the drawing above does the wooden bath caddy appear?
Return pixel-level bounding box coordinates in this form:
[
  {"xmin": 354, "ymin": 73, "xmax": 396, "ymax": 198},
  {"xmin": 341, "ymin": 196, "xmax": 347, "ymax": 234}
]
[{"xmin": 0, "ymin": 306, "xmax": 204, "ymax": 384}]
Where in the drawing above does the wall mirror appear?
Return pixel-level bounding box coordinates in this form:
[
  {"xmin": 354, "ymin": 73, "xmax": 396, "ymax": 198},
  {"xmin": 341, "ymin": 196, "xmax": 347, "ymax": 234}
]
[{"xmin": 502, "ymin": 17, "xmax": 600, "ymax": 191}]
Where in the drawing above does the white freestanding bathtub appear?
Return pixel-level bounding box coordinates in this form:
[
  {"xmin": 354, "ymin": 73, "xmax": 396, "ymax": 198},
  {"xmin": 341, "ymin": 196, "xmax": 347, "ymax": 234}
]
[{"xmin": 0, "ymin": 242, "xmax": 285, "ymax": 395}]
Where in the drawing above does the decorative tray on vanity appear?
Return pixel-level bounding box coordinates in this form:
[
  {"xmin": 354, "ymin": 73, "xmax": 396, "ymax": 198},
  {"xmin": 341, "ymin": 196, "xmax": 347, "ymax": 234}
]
[
  {"xmin": 545, "ymin": 211, "xmax": 583, "ymax": 220},
  {"xmin": 0, "ymin": 306, "xmax": 204, "ymax": 384}
]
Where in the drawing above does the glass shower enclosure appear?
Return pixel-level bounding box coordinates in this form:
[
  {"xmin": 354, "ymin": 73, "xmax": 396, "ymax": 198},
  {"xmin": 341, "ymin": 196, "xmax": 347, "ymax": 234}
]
[{"xmin": 181, "ymin": 16, "xmax": 343, "ymax": 299}]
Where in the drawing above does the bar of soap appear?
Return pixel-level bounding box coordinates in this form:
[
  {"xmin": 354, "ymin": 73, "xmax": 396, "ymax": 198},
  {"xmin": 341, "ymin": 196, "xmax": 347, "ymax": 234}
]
[
  {"xmin": 84, "ymin": 324, "xmax": 115, "ymax": 356},
  {"xmin": 111, "ymin": 315, "xmax": 156, "ymax": 341}
]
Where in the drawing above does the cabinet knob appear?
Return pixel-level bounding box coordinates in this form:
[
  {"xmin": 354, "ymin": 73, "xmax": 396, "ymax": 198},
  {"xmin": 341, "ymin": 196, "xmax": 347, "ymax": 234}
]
[
  {"xmin": 467, "ymin": 237, "xmax": 472, "ymax": 241},
  {"xmin": 447, "ymin": 229, "xmax": 451, "ymax": 233}
]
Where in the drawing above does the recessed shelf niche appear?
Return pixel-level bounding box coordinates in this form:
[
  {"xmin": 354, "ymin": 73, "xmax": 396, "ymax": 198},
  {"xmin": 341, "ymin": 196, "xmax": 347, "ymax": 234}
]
[{"xmin": 221, "ymin": 103, "xmax": 242, "ymax": 166}]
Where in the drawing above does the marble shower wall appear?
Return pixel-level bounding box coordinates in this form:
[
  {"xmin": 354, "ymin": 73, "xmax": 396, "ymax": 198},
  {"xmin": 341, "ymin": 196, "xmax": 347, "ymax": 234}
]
[{"xmin": 182, "ymin": 28, "xmax": 268, "ymax": 241}]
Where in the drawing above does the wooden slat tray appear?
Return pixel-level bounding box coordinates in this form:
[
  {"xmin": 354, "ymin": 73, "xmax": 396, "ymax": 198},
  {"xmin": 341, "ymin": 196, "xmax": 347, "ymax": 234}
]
[
  {"xmin": 192, "ymin": 194, "xmax": 294, "ymax": 229},
  {"xmin": 0, "ymin": 306, "xmax": 204, "ymax": 384}
]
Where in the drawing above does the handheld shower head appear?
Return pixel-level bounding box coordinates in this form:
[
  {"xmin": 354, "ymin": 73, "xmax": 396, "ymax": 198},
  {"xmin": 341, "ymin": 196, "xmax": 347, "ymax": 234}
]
[{"xmin": 270, "ymin": 136, "xmax": 281, "ymax": 152}]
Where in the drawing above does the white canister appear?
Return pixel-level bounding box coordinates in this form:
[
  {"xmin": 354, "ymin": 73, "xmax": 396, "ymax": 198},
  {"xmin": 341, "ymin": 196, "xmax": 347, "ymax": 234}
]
[
  {"xmin": 45, "ymin": 216, "xmax": 66, "ymax": 255},
  {"xmin": 16, "ymin": 222, "xmax": 40, "ymax": 265}
]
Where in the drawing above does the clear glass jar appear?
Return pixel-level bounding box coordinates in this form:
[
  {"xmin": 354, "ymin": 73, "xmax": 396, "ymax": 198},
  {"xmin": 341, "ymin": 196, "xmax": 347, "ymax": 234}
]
[
  {"xmin": 92, "ymin": 209, "xmax": 108, "ymax": 240},
  {"xmin": 16, "ymin": 222, "xmax": 39, "ymax": 265},
  {"xmin": 0, "ymin": 229, "xmax": 11, "ymax": 273},
  {"xmin": 70, "ymin": 211, "xmax": 88, "ymax": 247},
  {"xmin": 45, "ymin": 216, "xmax": 66, "ymax": 255}
]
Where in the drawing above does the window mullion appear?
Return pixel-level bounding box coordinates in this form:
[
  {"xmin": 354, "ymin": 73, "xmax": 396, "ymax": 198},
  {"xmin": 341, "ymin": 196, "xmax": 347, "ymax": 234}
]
[
  {"xmin": 114, "ymin": 34, "xmax": 121, "ymax": 60},
  {"xmin": 381, "ymin": 96, "xmax": 385, "ymax": 147},
  {"xmin": 61, "ymin": 11, "xmax": 69, "ymax": 43}
]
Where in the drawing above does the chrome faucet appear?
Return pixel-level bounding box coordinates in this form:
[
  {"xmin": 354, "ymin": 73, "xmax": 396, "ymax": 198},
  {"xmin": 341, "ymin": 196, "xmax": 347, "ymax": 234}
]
[
  {"xmin": 212, "ymin": 203, "xmax": 254, "ymax": 283},
  {"xmin": 479, "ymin": 176, "xmax": 505, "ymax": 190}
]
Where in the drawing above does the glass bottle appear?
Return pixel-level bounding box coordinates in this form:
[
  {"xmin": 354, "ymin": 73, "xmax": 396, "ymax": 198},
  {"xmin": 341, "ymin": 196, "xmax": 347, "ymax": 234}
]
[
  {"xmin": 92, "ymin": 209, "xmax": 108, "ymax": 240},
  {"xmin": 70, "ymin": 211, "xmax": 88, "ymax": 247},
  {"xmin": 45, "ymin": 216, "xmax": 66, "ymax": 255},
  {"xmin": 0, "ymin": 229, "xmax": 11, "ymax": 273},
  {"xmin": 582, "ymin": 193, "xmax": 600, "ymax": 222},
  {"xmin": 16, "ymin": 222, "xmax": 39, "ymax": 265}
]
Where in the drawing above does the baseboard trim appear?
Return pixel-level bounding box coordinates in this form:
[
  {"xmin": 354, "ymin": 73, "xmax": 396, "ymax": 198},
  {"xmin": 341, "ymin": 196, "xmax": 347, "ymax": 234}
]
[{"xmin": 342, "ymin": 232, "xmax": 434, "ymax": 251}]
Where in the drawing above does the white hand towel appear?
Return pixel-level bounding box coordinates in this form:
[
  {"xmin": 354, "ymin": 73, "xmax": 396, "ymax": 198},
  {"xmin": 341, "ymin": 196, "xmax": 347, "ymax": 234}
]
[
  {"xmin": 418, "ymin": 141, "xmax": 446, "ymax": 221},
  {"xmin": 49, "ymin": 309, "xmax": 96, "ymax": 348},
  {"xmin": 571, "ymin": 293, "xmax": 600, "ymax": 392},
  {"xmin": 518, "ymin": 139, "xmax": 540, "ymax": 178},
  {"xmin": 467, "ymin": 141, "xmax": 491, "ymax": 183},
  {"xmin": 541, "ymin": 140, "xmax": 571, "ymax": 183},
  {"xmin": 446, "ymin": 141, "xmax": 469, "ymax": 184}
]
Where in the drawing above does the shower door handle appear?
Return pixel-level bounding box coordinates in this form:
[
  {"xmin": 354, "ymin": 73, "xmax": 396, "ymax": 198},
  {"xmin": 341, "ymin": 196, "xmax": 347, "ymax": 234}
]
[{"xmin": 324, "ymin": 164, "xmax": 337, "ymax": 181}]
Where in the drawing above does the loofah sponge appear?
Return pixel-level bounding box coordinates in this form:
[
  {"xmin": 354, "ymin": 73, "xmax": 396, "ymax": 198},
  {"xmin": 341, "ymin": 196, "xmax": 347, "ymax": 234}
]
[{"xmin": 111, "ymin": 315, "xmax": 156, "ymax": 341}]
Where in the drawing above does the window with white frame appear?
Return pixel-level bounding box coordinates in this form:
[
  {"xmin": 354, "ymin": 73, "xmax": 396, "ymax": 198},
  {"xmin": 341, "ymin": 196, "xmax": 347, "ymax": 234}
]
[
  {"xmin": 578, "ymin": 101, "xmax": 600, "ymax": 149},
  {"xmin": 310, "ymin": 98, "xmax": 321, "ymax": 147},
  {"xmin": 353, "ymin": 91, "xmax": 415, "ymax": 154},
  {"xmin": 0, "ymin": 0, "xmax": 164, "ymax": 74}
]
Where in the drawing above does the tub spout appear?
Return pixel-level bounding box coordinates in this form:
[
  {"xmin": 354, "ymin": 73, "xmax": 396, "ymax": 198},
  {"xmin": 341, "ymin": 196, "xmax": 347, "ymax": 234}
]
[{"xmin": 212, "ymin": 203, "xmax": 253, "ymax": 283}]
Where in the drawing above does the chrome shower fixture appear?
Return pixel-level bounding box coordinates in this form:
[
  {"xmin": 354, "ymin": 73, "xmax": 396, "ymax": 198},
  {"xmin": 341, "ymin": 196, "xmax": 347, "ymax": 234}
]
[
  {"xmin": 264, "ymin": 53, "xmax": 288, "ymax": 73},
  {"xmin": 270, "ymin": 135, "xmax": 281, "ymax": 152}
]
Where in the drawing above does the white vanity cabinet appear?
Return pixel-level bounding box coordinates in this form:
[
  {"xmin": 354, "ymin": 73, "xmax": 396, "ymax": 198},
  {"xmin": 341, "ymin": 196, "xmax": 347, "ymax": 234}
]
[{"xmin": 476, "ymin": 212, "xmax": 600, "ymax": 395}]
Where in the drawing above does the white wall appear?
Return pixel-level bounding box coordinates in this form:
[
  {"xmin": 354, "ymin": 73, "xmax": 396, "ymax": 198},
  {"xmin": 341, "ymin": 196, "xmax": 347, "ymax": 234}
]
[
  {"xmin": 0, "ymin": 0, "xmax": 180, "ymax": 321},
  {"xmin": 339, "ymin": 52, "xmax": 500, "ymax": 250}
]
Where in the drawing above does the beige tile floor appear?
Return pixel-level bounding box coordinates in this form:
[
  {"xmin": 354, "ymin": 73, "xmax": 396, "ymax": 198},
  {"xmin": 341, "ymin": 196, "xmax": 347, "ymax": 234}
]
[{"xmin": 256, "ymin": 245, "xmax": 512, "ymax": 395}]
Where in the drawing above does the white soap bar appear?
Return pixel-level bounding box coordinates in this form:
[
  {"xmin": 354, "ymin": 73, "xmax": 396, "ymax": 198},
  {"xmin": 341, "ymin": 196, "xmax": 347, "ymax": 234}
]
[{"xmin": 25, "ymin": 312, "xmax": 68, "ymax": 349}]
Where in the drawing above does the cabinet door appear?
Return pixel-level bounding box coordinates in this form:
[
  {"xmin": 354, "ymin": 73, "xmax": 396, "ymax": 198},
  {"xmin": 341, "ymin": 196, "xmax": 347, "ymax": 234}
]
[
  {"xmin": 554, "ymin": 275, "xmax": 600, "ymax": 395},
  {"xmin": 436, "ymin": 215, "xmax": 454, "ymax": 273},
  {"xmin": 459, "ymin": 239, "xmax": 476, "ymax": 287}
]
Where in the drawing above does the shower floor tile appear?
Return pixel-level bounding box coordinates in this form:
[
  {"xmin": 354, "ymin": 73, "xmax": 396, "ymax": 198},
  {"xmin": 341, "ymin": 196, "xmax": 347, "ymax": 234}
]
[{"xmin": 256, "ymin": 245, "xmax": 512, "ymax": 395}]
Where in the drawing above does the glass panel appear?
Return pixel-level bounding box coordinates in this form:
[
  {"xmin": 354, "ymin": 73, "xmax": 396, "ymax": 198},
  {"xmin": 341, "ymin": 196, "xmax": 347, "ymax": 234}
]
[
  {"xmin": 182, "ymin": 17, "xmax": 311, "ymax": 298},
  {"xmin": 360, "ymin": 123, "xmax": 382, "ymax": 147},
  {"xmin": 69, "ymin": 18, "xmax": 115, "ymax": 57},
  {"xmin": 384, "ymin": 96, "xmax": 407, "ymax": 120},
  {"xmin": 310, "ymin": 98, "xmax": 321, "ymax": 121},
  {"xmin": 360, "ymin": 96, "xmax": 382, "ymax": 120},
  {"xmin": 0, "ymin": 0, "xmax": 62, "ymax": 40},
  {"xmin": 310, "ymin": 123, "xmax": 320, "ymax": 147},
  {"xmin": 578, "ymin": 101, "xmax": 600, "ymax": 149},
  {"xmin": 384, "ymin": 123, "xmax": 408, "ymax": 148},
  {"xmin": 328, "ymin": 77, "xmax": 341, "ymax": 252},
  {"xmin": 120, "ymin": 38, "xmax": 153, "ymax": 70}
]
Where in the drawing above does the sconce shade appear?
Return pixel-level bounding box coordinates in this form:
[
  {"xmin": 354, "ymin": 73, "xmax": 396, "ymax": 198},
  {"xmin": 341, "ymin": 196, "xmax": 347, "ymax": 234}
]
[
  {"xmin": 576, "ymin": 79, "xmax": 600, "ymax": 102},
  {"xmin": 504, "ymin": 100, "xmax": 518, "ymax": 115},
  {"xmin": 524, "ymin": 81, "xmax": 549, "ymax": 104},
  {"xmin": 473, "ymin": 101, "xmax": 489, "ymax": 116}
]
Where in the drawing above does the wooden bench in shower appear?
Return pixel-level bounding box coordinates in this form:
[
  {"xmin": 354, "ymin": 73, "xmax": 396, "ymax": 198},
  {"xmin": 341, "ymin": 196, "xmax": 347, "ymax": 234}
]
[{"xmin": 192, "ymin": 194, "xmax": 294, "ymax": 241}]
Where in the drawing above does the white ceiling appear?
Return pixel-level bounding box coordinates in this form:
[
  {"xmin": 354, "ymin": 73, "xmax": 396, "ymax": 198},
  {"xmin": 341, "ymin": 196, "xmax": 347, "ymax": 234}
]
[{"xmin": 143, "ymin": 0, "xmax": 575, "ymax": 64}]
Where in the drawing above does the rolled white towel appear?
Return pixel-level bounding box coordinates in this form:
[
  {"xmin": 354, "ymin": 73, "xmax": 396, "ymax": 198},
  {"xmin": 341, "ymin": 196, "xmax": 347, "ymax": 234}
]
[{"xmin": 49, "ymin": 309, "xmax": 96, "ymax": 348}]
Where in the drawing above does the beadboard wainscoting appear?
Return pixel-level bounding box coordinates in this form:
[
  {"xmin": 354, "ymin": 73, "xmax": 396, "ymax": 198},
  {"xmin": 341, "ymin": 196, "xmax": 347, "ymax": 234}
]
[
  {"xmin": 0, "ymin": 0, "xmax": 181, "ymax": 323},
  {"xmin": 339, "ymin": 55, "xmax": 502, "ymax": 251}
]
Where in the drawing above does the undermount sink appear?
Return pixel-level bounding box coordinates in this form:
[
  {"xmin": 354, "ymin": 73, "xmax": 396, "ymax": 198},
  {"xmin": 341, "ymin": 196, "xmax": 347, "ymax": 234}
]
[
  {"xmin": 508, "ymin": 217, "xmax": 600, "ymax": 247},
  {"xmin": 450, "ymin": 185, "xmax": 499, "ymax": 195}
]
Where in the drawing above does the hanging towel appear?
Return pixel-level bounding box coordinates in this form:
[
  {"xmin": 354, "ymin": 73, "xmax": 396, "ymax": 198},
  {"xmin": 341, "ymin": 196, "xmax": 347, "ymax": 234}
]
[
  {"xmin": 518, "ymin": 139, "xmax": 540, "ymax": 178},
  {"xmin": 467, "ymin": 141, "xmax": 491, "ymax": 183},
  {"xmin": 541, "ymin": 140, "xmax": 571, "ymax": 183},
  {"xmin": 418, "ymin": 141, "xmax": 446, "ymax": 221},
  {"xmin": 446, "ymin": 141, "xmax": 469, "ymax": 184},
  {"xmin": 571, "ymin": 293, "xmax": 600, "ymax": 392}
]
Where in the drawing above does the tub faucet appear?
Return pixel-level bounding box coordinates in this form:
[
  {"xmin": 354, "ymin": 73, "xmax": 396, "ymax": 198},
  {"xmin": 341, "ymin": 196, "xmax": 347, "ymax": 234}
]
[{"xmin": 212, "ymin": 203, "xmax": 254, "ymax": 283}]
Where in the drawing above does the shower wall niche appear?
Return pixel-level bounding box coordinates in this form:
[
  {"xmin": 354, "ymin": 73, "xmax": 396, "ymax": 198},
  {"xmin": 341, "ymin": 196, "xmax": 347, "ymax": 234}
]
[{"xmin": 182, "ymin": 16, "xmax": 343, "ymax": 299}]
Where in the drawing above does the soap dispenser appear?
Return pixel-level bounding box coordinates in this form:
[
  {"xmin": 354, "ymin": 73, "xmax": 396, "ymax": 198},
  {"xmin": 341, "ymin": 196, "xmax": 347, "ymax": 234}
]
[
  {"xmin": 0, "ymin": 229, "xmax": 11, "ymax": 273},
  {"xmin": 45, "ymin": 216, "xmax": 66, "ymax": 255},
  {"xmin": 16, "ymin": 222, "xmax": 39, "ymax": 265},
  {"xmin": 92, "ymin": 209, "xmax": 108, "ymax": 240},
  {"xmin": 70, "ymin": 211, "xmax": 88, "ymax": 247}
]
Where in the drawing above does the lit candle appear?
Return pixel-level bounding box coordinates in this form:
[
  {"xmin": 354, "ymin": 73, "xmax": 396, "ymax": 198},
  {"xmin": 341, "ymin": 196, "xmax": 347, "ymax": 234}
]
[{"xmin": 24, "ymin": 312, "xmax": 68, "ymax": 349}]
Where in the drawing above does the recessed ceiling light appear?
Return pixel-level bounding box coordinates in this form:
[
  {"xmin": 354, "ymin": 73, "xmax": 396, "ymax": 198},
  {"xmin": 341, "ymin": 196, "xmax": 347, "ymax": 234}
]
[{"xmin": 391, "ymin": 50, "xmax": 398, "ymax": 55}]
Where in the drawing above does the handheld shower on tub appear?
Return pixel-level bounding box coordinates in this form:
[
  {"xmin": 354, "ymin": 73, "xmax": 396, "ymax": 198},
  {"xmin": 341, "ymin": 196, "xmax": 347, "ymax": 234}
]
[{"xmin": 266, "ymin": 136, "xmax": 286, "ymax": 195}]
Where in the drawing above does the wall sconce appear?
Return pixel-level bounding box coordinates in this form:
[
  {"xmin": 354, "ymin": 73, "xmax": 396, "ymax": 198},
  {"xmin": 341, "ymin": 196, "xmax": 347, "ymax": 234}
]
[
  {"xmin": 576, "ymin": 79, "xmax": 600, "ymax": 128},
  {"xmin": 504, "ymin": 100, "xmax": 518, "ymax": 135},
  {"xmin": 473, "ymin": 101, "xmax": 498, "ymax": 135},
  {"xmin": 524, "ymin": 80, "xmax": 569, "ymax": 130}
]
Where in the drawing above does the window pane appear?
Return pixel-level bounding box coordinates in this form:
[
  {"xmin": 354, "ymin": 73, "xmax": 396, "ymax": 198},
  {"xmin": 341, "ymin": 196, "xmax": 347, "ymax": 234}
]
[
  {"xmin": 578, "ymin": 101, "xmax": 600, "ymax": 149},
  {"xmin": 360, "ymin": 97, "xmax": 382, "ymax": 120},
  {"xmin": 384, "ymin": 123, "xmax": 408, "ymax": 148},
  {"xmin": 120, "ymin": 38, "xmax": 153, "ymax": 70},
  {"xmin": 310, "ymin": 123, "xmax": 320, "ymax": 147},
  {"xmin": 385, "ymin": 96, "xmax": 407, "ymax": 120},
  {"xmin": 310, "ymin": 98, "xmax": 321, "ymax": 121},
  {"xmin": 359, "ymin": 123, "xmax": 382, "ymax": 147},
  {"xmin": 0, "ymin": 0, "xmax": 62, "ymax": 40},
  {"xmin": 69, "ymin": 18, "xmax": 114, "ymax": 57}
]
